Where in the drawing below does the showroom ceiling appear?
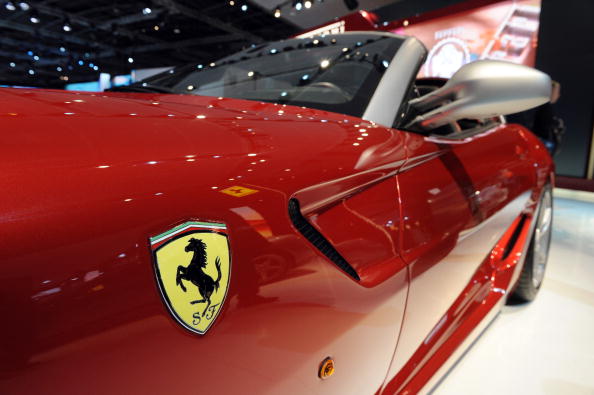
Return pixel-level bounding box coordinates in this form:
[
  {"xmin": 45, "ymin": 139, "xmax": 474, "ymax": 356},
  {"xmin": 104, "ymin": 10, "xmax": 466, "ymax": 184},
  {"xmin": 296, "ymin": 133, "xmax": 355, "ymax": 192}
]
[{"xmin": 0, "ymin": 0, "xmax": 299, "ymax": 88}]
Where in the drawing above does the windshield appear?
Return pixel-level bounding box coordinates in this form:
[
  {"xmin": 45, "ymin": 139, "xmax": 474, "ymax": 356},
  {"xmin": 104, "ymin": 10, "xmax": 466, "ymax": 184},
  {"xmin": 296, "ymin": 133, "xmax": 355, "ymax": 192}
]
[{"xmin": 137, "ymin": 34, "xmax": 406, "ymax": 118}]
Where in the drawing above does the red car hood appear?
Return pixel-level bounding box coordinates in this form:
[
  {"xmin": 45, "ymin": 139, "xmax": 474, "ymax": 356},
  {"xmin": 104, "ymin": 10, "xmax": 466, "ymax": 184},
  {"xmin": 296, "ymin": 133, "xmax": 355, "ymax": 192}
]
[
  {"xmin": 0, "ymin": 86, "xmax": 415, "ymax": 393},
  {"xmin": 0, "ymin": 87, "xmax": 408, "ymax": 255}
]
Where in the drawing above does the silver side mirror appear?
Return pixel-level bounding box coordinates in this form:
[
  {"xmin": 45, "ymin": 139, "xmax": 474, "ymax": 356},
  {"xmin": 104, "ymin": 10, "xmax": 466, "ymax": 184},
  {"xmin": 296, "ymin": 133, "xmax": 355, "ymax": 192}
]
[{"xmin": 407, "ymin": 60, "xmax": 552, "ymax": 130}]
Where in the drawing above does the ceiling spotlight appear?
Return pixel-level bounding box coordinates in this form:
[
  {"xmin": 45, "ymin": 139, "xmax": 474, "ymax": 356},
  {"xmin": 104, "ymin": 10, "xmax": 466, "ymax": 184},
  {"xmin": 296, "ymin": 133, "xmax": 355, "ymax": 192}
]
[
  {"xmin": 273, "ymin": 7, "xmax": 281, "ymax": 17},
  {"xmin": 27, "ymin": 50, "xmax": 33, "ymax": 56},
  {"xmin": 304, "ymin": 0, "xmax": 312, "ymax": 8},
  {"xmin": 56, "ymin": 66, "xmax": 62, "ymax": 71},
  {"xmin": 93, "ymin": 65, "xmax": 99, "ymax": 71},
  {"xmin": 295, "ymin": 1, "xmax": 302, "ymax": 11},
  {"xmin": 30, "ymin": 14, "xmax": 40, "ymax": 24},
  {"xmin": 142, "ymin": 7, "xmax": 151, "ymax": 14},
  {"xmin": 59, "ymin": 47, "xmax": 66, "ymax": 53},
  {"xmin": 9, "ymin": 62, "xmax": 15, "ymax": 67},
  {"xmin": 173, "ymin": 28, "xmax": 181, "ymax": 34},
  {"xmin": 229, "ymin": 0, "xmax": 235, "ymax": 5},
  {"xmin": 5, "ymin": 2, "xmax": 16, "ymax": 11},
  {"xmin": 78, "ymin": 60, "xmax": 84, "ymax": 66},
  {"xmin": 33, "ymin": 55, "xmax": 39, "ymax": 61},
  {"xmin": 28, "ymin": 69, "xmax": 34, "ymax": 75},
  {"xmin": 241, "ymin": 4, "xmax": 248, "ymax": 11},
  {"xmin": 153, "ymin": 25, "xmax": 159, "ymax": 31},
  {"xmin": 18, "ymin": 1, "xmax": 28, "ymax": 10},
  {"xmin": 128, "ymin": 57, "xmax": 134, "ymax": 63},
  {"xmin": 63, "ymin": 22, "xmax": 72, "ymax": 32}
]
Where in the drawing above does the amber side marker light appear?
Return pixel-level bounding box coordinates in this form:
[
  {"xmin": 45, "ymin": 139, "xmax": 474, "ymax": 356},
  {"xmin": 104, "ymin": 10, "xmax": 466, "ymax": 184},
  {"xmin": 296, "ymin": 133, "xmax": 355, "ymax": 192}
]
[{"xmin": 319, "ymin": 357, "xmax": 335, "ymax": 379}]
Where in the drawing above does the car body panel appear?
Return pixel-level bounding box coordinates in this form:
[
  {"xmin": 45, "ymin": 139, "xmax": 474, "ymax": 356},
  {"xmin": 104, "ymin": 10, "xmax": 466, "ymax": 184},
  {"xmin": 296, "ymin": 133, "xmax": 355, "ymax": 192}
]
[
  {"xmin": 0, "ymin": 87, "xmax": 411, "ymax": 394},
  {"xmin": 379, "ymin": 124, "xmax": 548, "ymax": 387},
  {"xmin": 307, "ymin": 177, "xmax": 407, "ymax": 287},
  {"xmin": 382, "ymin": 184, "xmax": 543, "ymax": 394},
  {"xmin": 0, "ymin": 68, "xmax": 553, "ymax": 394}
]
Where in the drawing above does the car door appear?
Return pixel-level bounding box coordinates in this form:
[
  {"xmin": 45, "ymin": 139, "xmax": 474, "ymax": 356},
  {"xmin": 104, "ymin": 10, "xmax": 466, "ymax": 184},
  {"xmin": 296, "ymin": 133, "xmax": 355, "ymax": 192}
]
[{"xmin": 382, "ymin": 120, "xmax": 537, "ymax": 389}]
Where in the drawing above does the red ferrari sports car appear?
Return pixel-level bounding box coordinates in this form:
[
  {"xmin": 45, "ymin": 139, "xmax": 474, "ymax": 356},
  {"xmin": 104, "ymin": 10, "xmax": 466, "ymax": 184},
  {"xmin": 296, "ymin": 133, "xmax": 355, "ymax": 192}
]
[{"xmin": 0, "ymin": 32, "xmax": 553, "ymax": 394}]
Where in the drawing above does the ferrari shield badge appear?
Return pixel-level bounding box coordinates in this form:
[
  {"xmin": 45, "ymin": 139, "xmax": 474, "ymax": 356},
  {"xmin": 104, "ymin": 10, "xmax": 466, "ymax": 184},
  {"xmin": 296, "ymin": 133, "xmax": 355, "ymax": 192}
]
[{"xmin": 150, "ymin": 221, "xmax": 231, "ymax": 335}]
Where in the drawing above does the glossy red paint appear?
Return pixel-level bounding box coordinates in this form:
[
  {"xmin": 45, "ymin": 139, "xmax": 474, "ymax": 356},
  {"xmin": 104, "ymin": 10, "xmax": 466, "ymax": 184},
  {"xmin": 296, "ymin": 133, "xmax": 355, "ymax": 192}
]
[
  {"xmin": 0, "ymin": 87, "xmax": 409, "ymax": 394},
  {"xmin": 0, "ymin": 87, "xmax": 553, "ymax": 394},
  {"xmin": 380, "ymin": 124, "xmax": 552, "ymax": 394},
  {"xmin": 308, "ymin": 177, "xmax": 407, "ymax": 287},
  {"xmin": 383, "ymin": 197, "xmax": 538, "ymax": 394}
]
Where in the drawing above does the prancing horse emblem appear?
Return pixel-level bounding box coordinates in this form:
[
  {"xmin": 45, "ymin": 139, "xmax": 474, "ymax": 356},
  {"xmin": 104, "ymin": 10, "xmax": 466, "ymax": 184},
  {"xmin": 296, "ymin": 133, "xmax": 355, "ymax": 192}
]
[
  {"xmin": 150, "ymin": 221, "xmax": 231, "ymax": 335},
  {"xmin": 177, "ymin": 238, "xmax": 222, "ymax": 317}
]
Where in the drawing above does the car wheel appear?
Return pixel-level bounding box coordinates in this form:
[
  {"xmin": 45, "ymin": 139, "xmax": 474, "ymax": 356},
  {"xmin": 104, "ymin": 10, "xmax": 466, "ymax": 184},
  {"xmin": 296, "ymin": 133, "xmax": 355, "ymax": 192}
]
[{"xmin": 511, "ymin": 185, "xmax": 553, "ymax": 302}]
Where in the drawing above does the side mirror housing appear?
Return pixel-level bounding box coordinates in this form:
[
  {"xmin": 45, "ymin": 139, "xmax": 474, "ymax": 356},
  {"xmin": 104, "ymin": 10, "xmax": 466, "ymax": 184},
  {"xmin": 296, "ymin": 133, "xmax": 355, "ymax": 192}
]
[{"xmin": 407, "ymin": 60, "xmax": 552, "ymax": 130}]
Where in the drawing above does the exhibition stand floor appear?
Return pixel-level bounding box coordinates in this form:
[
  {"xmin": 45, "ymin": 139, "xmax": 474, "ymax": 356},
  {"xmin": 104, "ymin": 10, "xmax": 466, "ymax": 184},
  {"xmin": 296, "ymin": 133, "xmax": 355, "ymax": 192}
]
[{"xmin": 433, "ymin": 188, "xmax": 594, "ymax": 394}]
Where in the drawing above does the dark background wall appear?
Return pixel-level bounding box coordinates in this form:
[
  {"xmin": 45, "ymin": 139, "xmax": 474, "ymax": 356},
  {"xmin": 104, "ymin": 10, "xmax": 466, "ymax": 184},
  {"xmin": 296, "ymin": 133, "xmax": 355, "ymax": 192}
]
[
  {"xmin": 535, "ymin": 0, "xmax": 594, "ymax": 177},
  {"xmin": 375, "ymin": 0, "xmax": 594, "ymax": 178}
]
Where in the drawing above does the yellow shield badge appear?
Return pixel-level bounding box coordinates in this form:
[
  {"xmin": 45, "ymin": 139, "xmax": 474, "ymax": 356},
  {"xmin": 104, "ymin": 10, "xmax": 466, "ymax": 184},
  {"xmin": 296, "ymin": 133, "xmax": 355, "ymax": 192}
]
[{"xmin": 150, "ymin": 221, "xmax": 231, "ymax": 335}]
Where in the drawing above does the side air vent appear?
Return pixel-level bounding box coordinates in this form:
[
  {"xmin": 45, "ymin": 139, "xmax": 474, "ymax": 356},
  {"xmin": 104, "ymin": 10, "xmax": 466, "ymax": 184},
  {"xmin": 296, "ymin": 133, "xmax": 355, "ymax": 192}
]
[
  {"xmin": 501, "ymin": 214, "xmax": 528, "ymax": 260},
  {"xmin": 288, "ymin": 198, "xmax": 360, "ymax": 281}
]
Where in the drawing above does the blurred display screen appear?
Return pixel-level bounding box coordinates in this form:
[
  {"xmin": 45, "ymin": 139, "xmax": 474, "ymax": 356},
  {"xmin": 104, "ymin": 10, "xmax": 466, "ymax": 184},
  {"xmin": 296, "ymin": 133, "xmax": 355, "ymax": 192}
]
[
  {"xmin": 65, "ymin": 81, "xmax": 101, "ymax": 91},
  {"xmin": 63, "ymin": 70, "xmax": 167, "ymax": 92},
  {"xmin": 112, "ymin": 74, "xmax": 132, "ymax": 87},
  {"xmin": 392, "ymin": 0, "xmax": 541, "ymax": 78},
  {"xmin": 0, "ymin": 85, "xmax": 36, "ymax": 89}
]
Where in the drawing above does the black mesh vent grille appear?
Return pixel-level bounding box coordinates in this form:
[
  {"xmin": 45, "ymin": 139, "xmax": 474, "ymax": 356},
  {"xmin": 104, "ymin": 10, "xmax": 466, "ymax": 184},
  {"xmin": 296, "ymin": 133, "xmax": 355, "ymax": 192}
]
[{"xmin": 288, "ymin": 199, "xmax": 360, "ymax": 281}]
